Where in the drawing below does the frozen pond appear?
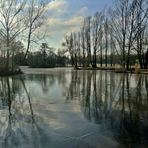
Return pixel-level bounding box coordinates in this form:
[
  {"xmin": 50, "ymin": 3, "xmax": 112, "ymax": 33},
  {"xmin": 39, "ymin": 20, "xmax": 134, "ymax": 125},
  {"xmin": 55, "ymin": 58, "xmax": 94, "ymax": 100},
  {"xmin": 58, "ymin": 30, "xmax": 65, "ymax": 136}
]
[{"xmin": 0, "ymin": 68, "xmax": 148, "ymax": 148}]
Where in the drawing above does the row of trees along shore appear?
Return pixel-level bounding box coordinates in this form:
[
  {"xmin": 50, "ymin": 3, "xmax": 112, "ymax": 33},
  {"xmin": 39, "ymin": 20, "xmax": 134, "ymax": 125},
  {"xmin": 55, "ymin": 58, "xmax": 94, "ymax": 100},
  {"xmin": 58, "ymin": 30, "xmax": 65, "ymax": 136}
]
[
  {"xmin": 14, "ymin": 43, "xmax": 69, "ymax": 68},
  {"xmin": 62, "ymin": 0, "xmax": 148, "ymax": 71}
]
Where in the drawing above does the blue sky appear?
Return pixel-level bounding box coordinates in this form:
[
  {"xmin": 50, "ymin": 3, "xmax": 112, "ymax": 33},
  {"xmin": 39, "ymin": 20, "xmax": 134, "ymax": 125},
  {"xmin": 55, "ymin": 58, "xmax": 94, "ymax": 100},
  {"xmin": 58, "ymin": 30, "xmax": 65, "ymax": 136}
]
[{"xmin": 43, "ymin": 0, "xmax": 113, "ymax": 49}]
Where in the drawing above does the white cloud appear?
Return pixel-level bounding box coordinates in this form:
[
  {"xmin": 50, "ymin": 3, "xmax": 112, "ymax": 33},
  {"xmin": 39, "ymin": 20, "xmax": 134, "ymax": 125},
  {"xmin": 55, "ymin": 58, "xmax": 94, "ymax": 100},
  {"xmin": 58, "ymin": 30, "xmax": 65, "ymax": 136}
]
[
  {"xmin": 47, "ymin": 15, "xmax": 84, "ymax": 48},
  {"xmin": 47, "ymin": 18, "xmax": 61, "ymax": 26},
  {"xmin": 46, "ymin": 0, "xmax": 68, "ymax": 17},
  {"xmin": 37, "ymin": 4, "xmax": 87, "ymax": 48},
  {"xmin": 47, "ymin": 0, "xmax": 67, "ymax": 10},
  {"xmin": 65, "ymin": 16, "xmax": 84, "ymax": 27},
  {"xmin": 44, "ymin": 15, "xmax": 83, "ymax": 36}
]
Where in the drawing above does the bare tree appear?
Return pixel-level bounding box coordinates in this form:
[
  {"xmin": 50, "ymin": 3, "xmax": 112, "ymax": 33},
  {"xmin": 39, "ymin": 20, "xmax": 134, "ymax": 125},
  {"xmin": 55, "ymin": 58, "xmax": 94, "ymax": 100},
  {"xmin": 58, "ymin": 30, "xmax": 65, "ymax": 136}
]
[
  {"xmin": 104, "ymin": 18, "xmax": 109, "ymax": 67},
  {"xmin": 77, "ymin": 32, "xmax": 81, "ymax": 67},
  {"xmin": 0, "ymin": 0, "xmax": 26, "ymax": 71},
  {"xmin": 63, "ymin": 33, "xmax": 75, "ymax": 67},
  {"xmin": 134, "ymin": 0, "xmax": 148, "ymax": 69},
  {"xmin": 109, "ymin": 27, "xmax": 115, "ymax": 67},
  {"xmin": 81, "ymin": 24, "xmax": 86, "ymax": 67},
  {"xmin": 73, "ymin": 32, "xmax": 78, "ymax": 69},
  {"xmin": 84, "ymin": 16, "xmax": 92, "ymax": 67},
  {"xmin": 23, "ymin": 0, "xmax": 46, "ymax": 61},
  {"xmin": 92, "ymin": 12, "xmax": 104, "ymax": 68},
  {"xmin": 99, "ymin": 25, "xmax": 103, "ymax": 67},
  {"xmin": 111, "ymin": 0, "xmax": 131, "ymax": 71},
  {"xmin": 111, "ymin": 0, "xmax": 148, "ymax": 70}
]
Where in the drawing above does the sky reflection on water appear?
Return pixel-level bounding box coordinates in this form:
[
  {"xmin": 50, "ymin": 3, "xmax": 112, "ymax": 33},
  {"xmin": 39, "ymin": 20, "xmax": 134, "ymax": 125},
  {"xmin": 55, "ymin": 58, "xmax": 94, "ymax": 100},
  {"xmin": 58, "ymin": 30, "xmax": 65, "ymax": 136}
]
[{"xmin": 0, "ymin": 68, "xmax": 148, "ymax": 148}]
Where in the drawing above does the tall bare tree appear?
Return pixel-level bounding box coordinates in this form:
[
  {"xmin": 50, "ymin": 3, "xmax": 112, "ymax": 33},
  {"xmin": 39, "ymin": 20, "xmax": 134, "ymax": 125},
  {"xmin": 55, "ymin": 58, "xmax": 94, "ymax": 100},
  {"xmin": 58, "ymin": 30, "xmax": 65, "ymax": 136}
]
[
  {"xmin": 63, "ymin": 33, "xmax": 75, "ymax": 67},
  {"xmin": 134, "ymin": 0, "xmax": 148, "ymax": 69},
  {"xmin": 104, "ymin": 18, "xmax": 109, "ymax": 67},
  {"xmin": 0, "ymin": 0, "xmax": 26, "ymax": 71},
  {"xmin": 99, "ymin": 25, "xmax": 103, "ymax": 67},
  {"xmin": 84, "ymin": 16, "xmax": 92, "ymax": 67},
  {"xmin": 92, "ymin": 12, "xmax": 104, "ymax": 68},
  {"xmin": 23, "ymin": 0, "xmax": 46, "ymax": 61},
  {"xmin": 81, "ymin": 24, "xmax": 86, "ymax": 67}
]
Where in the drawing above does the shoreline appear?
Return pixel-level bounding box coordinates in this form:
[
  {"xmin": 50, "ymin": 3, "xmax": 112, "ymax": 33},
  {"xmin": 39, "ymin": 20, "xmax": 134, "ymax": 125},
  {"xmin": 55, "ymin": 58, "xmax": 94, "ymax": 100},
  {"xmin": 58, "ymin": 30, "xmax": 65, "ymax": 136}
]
[
  {"xmin": 1, "ymin": 66, "xmax": 148, "ymax": 76},
  {"xmin": 74, "ymin": 67, "xmax": 148, "ymax": 74}
]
